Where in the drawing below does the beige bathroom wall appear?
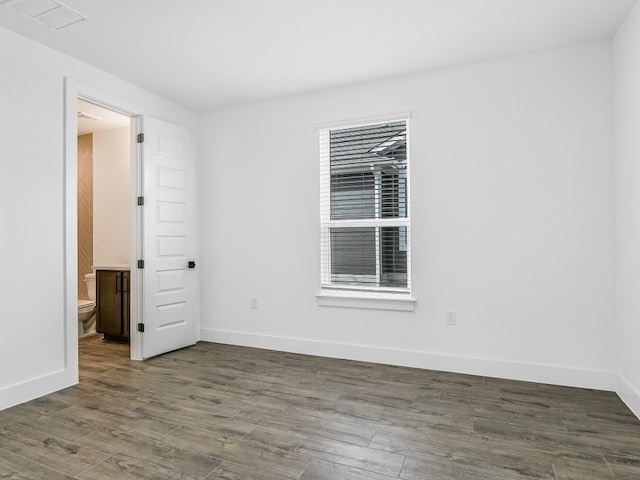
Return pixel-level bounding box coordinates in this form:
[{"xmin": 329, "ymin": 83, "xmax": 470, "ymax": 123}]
[
  {"xmin": 77, "ymin": 133, "xmax": 93, "ymax": 299},
  {"xmin": 92, "ymin": 127, "xmax": 131, "ymax": 266}
]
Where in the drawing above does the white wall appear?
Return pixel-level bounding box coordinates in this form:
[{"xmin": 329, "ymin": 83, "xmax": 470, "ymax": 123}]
[
  {"xmin": 614, "ymin": 1, "xmax": 640, "ymax": 417},
  {"xmin": 93, "ymin": 127, "xmax": 131, "ymax": 266},
  {"xmin": 0, "ymin": 26, "xmax": 197, "ymax": 410},
  {"xmin": 199, "ymin": 42, "xmax": 616, "ymax": 390}
]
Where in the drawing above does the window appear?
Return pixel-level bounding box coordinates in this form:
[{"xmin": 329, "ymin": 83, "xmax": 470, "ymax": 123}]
[{"xmin": 319, "ymin": 116, "xmax": 413, "ymax": 310}]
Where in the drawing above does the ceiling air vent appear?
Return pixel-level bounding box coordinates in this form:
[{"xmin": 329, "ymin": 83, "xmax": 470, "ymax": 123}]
[{"xmin": 0, "ymin": 0, "xmax": 89, "ymax": 30}]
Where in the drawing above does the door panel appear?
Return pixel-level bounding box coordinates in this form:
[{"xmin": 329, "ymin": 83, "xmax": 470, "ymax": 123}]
[
  {"xmin": 96, "ymin": 270, "xmax": 121, "ymax": 336},
  {"xmin": 141, "ymin": 117, "xmax": 197, "ymax": 359}
]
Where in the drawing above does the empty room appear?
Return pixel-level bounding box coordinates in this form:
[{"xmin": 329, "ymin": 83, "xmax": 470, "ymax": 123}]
[{"xmin": 1, "ymin": 0, "xmax": 640, "ymax": 479}]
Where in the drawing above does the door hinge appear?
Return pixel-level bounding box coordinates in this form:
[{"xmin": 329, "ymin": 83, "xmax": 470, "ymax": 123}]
[
  {"xmin": 137, "ymin": 196, "xmax": 144, "ymax": 206},
  {"xmin": 137, "ymin": 323, "xmax": 145, "ymax": 333},
  {"xmin": 137, "ymin": 259, "xmax": 144, "ymax": 269},
  {"xmin": 137, "ymin": 133, "xmax": 144, "ymax": 143}
]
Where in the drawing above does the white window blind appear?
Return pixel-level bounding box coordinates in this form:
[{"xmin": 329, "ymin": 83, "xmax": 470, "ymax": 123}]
[{"xmin": 320, "ymin": 118, "xmax": 410, "ymax": 294}]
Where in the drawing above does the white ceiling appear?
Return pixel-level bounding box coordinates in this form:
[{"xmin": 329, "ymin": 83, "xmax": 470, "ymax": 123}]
[
  {"xmin": 77, "ymin": 99, "xmax": 130, "ymax": 135},
  {"xmin": 0, "ymin": 0, "xmax": 636, "ymax": 112}
]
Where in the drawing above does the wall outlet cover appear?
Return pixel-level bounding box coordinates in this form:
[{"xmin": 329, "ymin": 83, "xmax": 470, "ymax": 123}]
[{"xmin": 446, "ymin": 310, "xmax": 457, "ymax": 325}]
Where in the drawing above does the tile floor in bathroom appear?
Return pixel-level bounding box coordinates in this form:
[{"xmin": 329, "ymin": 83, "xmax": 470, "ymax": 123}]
[{"xmin": 1, "ymin": 335, "xmax": 640, "ymax": 479}]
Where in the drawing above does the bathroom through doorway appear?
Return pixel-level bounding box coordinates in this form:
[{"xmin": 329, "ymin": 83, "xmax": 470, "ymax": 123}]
[{"xmin": 76, "ymin": 99, "xmax": 133, "ymax": 357}]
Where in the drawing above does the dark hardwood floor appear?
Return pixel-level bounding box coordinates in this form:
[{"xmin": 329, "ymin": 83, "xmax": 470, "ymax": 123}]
[{"xmin": 1, "ymin": 335, "xmax": 639, "ymax": 479}]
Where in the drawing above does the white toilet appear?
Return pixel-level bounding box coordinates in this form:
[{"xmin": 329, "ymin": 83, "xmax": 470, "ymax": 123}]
[{"xmin": 78, "ymin": 273, "xmax": 97, "ymax": 337}]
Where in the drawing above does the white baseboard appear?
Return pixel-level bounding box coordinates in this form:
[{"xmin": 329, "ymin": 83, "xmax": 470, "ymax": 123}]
[
  {"xmin": 200, "ymin": 328, "xmax": 617, "ymax": 392},
  {"xmin": 0, "ymin": 369, "xmax": 77, "ymax": 411},
  {"xmin": 617, "ymin": 373, "xmax": 640, "ymax": 419}
]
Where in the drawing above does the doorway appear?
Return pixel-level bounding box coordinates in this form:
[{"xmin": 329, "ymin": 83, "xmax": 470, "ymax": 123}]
[
  {"xmin": 64, "ymin": 79, "xmax": 143, "ymax": 372},
  {"xmin": 64, "ymin": 78, "xmax": 199, "ymax": 379},
  {"xmin": 76, "ymin": 100, "xmax": 132, "ymax": 353}
]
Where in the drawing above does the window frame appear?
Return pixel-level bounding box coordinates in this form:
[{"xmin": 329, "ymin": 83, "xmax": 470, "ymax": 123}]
[{"xmin": 317, "ymin": 113, "xmax": 415, "ymax": 311}]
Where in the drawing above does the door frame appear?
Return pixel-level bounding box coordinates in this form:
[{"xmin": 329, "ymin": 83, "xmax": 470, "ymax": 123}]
[{"xmin": 64, "ymin": 78, "xmax": 143, "ymax": 366}]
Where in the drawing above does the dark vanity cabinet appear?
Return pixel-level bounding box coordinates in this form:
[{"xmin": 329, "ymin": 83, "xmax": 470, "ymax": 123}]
[{"xmin": 96, "ymin": 270, "xmax": 130, "ymax": 342}]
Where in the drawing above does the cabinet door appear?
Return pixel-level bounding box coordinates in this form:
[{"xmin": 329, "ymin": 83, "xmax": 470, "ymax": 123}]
[
  {"xmin": 96, "ymin": 270, "xmax": 122, "ymax": 337},
  {"xmin": 122, "ymin": 271, "xmax": 130, "ymax": 339}
]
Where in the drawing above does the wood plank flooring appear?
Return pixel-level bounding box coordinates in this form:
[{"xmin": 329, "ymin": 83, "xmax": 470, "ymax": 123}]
[{"xmin": 1, "ymin": 335, "xmax": 639, "ymax": 479}]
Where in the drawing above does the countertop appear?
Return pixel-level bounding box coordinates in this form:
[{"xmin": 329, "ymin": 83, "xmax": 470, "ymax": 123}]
[{"xmin": 93, "ymin": 264, "xmax": 131, "ymax": 271}]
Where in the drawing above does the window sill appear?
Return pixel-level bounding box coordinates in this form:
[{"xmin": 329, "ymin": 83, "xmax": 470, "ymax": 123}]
[{"xmin": 316, "ymin": 290, "xmax": 416, "ymax": 311}]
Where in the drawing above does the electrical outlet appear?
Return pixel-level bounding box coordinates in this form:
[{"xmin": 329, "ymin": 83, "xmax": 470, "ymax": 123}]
[
  {"xmin": 250, "ymin": 297, "xmax": 258, "ymax": 310},
  {"xmin": 446, "ymin": 310, "xmax": 457, "ymax": 325}
]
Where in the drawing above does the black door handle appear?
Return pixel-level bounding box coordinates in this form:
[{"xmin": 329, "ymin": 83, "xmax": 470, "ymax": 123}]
[{"xmin": 188, "ymin": 261, "xmax": 196, "ymax": 269}]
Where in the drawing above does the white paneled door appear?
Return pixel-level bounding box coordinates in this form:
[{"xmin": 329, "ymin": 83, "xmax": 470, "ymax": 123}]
[{"xmin": 140, "ymin": 117, "xmax": 197, "ymax": 359}]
